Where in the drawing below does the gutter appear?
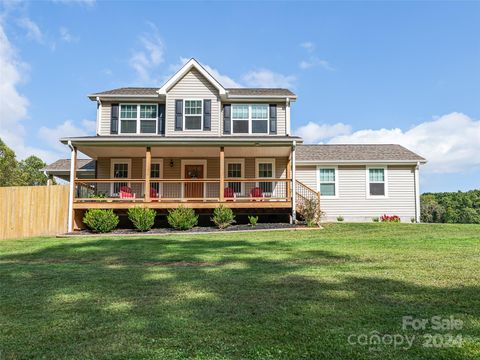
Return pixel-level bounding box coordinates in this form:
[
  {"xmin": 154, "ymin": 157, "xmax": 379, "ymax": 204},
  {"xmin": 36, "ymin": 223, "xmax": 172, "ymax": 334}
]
[{"xmin": 296, "ymin": 160, "xmax": 427, "ymax": 165}]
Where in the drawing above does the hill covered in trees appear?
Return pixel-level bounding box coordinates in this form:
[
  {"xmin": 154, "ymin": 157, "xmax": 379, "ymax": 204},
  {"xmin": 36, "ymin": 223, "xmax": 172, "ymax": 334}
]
[{"xmin": 421, "ymin": 190, "xmax": 480, "ymax": 224}]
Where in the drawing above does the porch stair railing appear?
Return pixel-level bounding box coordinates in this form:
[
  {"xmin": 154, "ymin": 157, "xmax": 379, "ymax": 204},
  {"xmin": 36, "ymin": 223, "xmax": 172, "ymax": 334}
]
[{"xmin": 295, "ymin": 180, "xmax": 321, "ymax": 218}]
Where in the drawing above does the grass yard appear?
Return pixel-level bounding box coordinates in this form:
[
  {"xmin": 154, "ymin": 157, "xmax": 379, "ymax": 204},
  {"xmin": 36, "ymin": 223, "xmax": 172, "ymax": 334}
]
[{"xmin": 1, "ymin": 223, "xmax": 479, "ymax": 359}]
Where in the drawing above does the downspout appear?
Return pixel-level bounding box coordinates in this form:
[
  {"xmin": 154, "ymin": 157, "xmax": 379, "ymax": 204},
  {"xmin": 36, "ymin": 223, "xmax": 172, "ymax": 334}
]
[
  {"xmin": 414, "ymin": 161, "xmax": 421, "ymax": 223},
  {"xmin": 67, "ymin": 140, "xmax": 75, "ymax": 232},
  {"xmin": 291, "ymin": 140, "xmax": 297, "ymax": 222}
]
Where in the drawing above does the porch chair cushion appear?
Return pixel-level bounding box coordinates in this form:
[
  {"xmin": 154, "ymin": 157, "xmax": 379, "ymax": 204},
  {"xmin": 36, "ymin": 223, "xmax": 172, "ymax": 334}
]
[
  {"xmin": 249, "ymin": 187, "xmax": 264, "ymax": 200},
  {"xmin": 150, "ymin": 187, "xmax": 159, "ymax": 201}
]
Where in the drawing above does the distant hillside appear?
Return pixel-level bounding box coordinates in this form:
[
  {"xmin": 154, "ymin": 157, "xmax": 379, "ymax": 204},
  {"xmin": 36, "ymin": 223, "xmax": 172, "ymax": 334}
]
[{"xmin": 421, "ymin": 190, "xmax": 480, "ymax": 224}]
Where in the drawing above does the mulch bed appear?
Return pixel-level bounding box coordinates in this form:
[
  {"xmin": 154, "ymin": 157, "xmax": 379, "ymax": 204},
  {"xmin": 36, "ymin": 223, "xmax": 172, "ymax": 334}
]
[{"xmin": 62, "ymin": 223, "xmax": 310, "ymax": 237}]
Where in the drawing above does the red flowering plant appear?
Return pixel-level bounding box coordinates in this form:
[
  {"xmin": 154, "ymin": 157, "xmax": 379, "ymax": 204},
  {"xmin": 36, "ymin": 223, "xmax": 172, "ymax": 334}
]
[{"xmin": 380, "ymin": 214, "xmax": 401, "ymax": 223}]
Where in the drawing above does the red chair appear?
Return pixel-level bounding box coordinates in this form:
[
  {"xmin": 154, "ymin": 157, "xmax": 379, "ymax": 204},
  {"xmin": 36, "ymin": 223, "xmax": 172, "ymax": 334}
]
[
  {"xmin": 119, "ymin": 186, "xmax": 135, "ymax": 199},
  {"xmin": 150, "ymin": 187, "xmax": 159, "ymax": 201},
  {"xmin": 250, "ymin": 187, "xmax": 264, "ymax": 200},
  {"xmin": 224, "ymin": 187, "xmax": 236, "ymax": 201}
]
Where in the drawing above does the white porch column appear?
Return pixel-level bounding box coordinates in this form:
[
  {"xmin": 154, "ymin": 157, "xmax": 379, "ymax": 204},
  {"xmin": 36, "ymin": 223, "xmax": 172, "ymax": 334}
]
[
  {"xmin": 67, "ymin": 142, "xmax": 77, "ymax": 232},
  {"xmin": 291, "ymin": 141, "xmax": 296, "ymax": 222},
  {"xmin": 414, "ymin": 161, "xmax": 421, "ymax": 223}
]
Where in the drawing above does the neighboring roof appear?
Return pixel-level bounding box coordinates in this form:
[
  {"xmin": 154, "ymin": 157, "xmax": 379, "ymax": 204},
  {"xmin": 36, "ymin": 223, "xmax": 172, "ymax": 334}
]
[
  {"xmin": 296, "ymin": 144, "xmax": 426, "ymax": 163},
  {"xmin": 42, "ymin": 159, "xmax": 96, "ymax": 173},
  {"xmin": 226, "ymin": 88, "xmax": 296, "ymax": 97}
]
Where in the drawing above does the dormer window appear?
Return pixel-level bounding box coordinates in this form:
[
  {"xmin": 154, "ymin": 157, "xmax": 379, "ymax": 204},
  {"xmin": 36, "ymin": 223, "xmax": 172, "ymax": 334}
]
[
  {"xmin": 119, "ymin": 104, "xmax": 158, "ymax": 134},
  {"xmin": 231, "ymin": 104, "xmax": 269, "ymax": 134}
]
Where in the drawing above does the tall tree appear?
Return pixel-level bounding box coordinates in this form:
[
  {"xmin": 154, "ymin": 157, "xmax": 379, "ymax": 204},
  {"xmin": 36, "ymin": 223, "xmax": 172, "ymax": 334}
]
[
  {"xmin": 17, "ymin": 156, "xmax": 48, "ymax": 186},
  {"xmin": 0, "ymin": 139, "xmax": 20, "ymax": 186}
]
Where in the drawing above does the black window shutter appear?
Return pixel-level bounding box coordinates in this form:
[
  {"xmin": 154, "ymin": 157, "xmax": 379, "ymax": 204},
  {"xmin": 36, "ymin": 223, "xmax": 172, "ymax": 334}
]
[
  {"xmin": 111, "ymin": 103, "xmax": 119, "ymax": 134},
  {"xmin": 223, "ymin": 104, "xmax": 231, "ymax": 134},
  {"xmin": 175, "ymin": 100, "xmax": 183, "ymax": 131},
  {"xmin": 269, "ymin": 104, "xmax": 277, "ymax": 134},
  {"xmin": 203, "ymin": 99, "xmax": 211, "ymax": 131},
  {"xmin": 158, "ymin": 103, "xmax": 165, "ymax": 135}
]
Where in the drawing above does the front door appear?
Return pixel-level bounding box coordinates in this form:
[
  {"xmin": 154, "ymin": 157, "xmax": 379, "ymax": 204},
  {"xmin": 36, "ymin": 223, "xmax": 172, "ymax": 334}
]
[{"xmin": 184, "ymin": 165, "xmax": 204, "ymax": 198}]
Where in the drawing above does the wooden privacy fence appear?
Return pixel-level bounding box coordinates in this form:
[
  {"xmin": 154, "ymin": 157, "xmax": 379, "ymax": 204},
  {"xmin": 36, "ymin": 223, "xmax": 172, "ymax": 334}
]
[{"xmin": 0, "ymin": 185, "xmax": 69, "ymax": 240}]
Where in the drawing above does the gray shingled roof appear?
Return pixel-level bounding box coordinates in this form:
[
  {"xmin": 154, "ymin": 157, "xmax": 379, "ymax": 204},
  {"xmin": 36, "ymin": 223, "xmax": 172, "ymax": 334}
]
[
  {"xmin": 43, "ymin": 159, "xmax": 96, "ymax": 172},
  {"xmin": 226, "ymin": 88, "xmax": 296, "ymax": 97},
  {"xmin": 91, "ymin": 88, "xmax": 159, "ymax": 96},
  {"xmin": 297, "ymin": 144, "xmax": 426, "ymax": 162},
  {"xmin": 91, "ymin": 87, "xmax": 295, "ymax": 97}
]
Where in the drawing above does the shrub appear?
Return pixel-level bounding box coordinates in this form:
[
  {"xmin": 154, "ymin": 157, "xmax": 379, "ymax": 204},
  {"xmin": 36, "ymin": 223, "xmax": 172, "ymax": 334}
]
[
  {"xmin": 372, "ymin": 217, "xmax": 379, "ymax": 222},
  {"xmin": 128, "ymin": 207, "xmax": 156, "ymax": 231},
  {"xmin": 411, "ymin": 217, "xmax": 416, "ymax": 223},
  {"xmin": 83, "ymin": 209, "xmax": 119, "ymax": 233},
  {"xmin": 211, "ymin": 205, "xmax": 236, "ymax": 229},
  {"xmin": 300, "ymin": 198, "xmax": 322, "ymax": 227},
  {"xmin": 337, "ymin": 216, "xmax": 344, "ymax": 222},
  {"xmin": 167, "ymin": 206, "xmax": 198, "ymax": 230},
  {"xmin": 380, "ymin": 214, "xmax": 401, "ymax": 223},
  {"xmin": 248, "ymin": 215, "xmax": 259, "ymax": 227}
]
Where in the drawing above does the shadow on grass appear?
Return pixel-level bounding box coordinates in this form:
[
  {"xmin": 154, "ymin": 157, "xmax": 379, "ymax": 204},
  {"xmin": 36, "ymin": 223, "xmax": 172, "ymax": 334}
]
[{"xmin": 0, "ymin": 236, "xmax": 478, "ymax": 359}]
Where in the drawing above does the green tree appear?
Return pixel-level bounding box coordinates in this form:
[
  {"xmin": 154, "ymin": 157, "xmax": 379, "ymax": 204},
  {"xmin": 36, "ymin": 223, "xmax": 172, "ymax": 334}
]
[
  {"xmin": 0, "ymin": 139, "xmax": 20, "ymax": 186},
  {"xmin": 17, "ymin": 156, "xmax": 48, "ymax": 186}
]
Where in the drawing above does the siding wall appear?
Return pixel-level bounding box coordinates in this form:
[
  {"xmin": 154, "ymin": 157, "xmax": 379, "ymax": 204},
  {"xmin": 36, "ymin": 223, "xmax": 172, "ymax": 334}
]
[
  {"xmin": 296, "ymin": 164, "xmax": 416, "ymax": 222},
  {"xmin": 98, "ymin": 101, "xmax": 111, "ymax": 135},
  {"xmin": 166, "ymin": 68, "xmax": 221, "ymax": 136},
  {"xmin": 96, "ymin": 156, "xmax": 287, "ymax": 198}
]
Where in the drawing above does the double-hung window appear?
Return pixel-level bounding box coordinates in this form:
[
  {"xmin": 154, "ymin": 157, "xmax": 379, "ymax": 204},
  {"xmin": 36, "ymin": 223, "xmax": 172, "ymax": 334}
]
[
  {"xmin": 319, "ymin": 168, "xmax": 337, "ymax": 197},
  {"xmin": 111, "ymin": 159, "xmax": 131, "ymax": 195},
  {"xmin": 184, "ymin": 100, "xmax": 203, "ymax": 130},
  {"xmin": 225, "ymin": 159, "xmax": 244, "ymax": 195},
  {"xmin": 256, "ymin": 159, "xmax": 275, "ymax": 195},
  {"xmin": 231, "ymin": 104, "xmax": 269, "ymax": 134},
  {"xmin": 367, "ymin": 167, "xmax": 387, "ymax": 197},
  {"xmin": 120, "ymin": 104, "xmax": 158, "ymax": 134}
]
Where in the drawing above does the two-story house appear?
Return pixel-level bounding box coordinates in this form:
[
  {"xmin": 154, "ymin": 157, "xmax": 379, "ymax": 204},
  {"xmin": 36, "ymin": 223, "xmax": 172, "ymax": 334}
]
[{"xmin": 45, "ymin": 58, "xmax": 426, "ymax": 231}]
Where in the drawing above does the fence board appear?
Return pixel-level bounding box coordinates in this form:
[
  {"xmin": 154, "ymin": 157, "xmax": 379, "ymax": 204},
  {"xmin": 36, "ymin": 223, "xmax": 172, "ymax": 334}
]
[{"xmin": 0, "ymin": 185, "xmax": 69, "ymax": 240}]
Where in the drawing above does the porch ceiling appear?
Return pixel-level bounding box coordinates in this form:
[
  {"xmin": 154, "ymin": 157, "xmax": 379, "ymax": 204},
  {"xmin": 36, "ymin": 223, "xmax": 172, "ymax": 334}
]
[{"xmin": 76, "ymin": 145, "xmax": 292, "ymax": 159}]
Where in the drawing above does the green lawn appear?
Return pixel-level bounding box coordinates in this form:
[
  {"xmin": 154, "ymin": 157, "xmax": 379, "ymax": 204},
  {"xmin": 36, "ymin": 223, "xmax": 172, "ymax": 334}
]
[{"xmin": 1, "ymin": 224, "xmax": 479, "ymax": 359}]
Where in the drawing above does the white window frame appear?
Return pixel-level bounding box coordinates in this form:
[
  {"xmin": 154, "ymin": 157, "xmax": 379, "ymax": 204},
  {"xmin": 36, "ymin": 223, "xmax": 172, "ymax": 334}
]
[
  {"xmin": 316, "ymin": 165, "xmax": 339, "ymax": 199},
  {"xmin": 142, "ymin": 158, "xmax": 164, "ymax": 197},
  {"xmin": 366, "ymin": 165, "xmax": 388, "ymax": 199},
  {"xmin": 110, "ymin": 158, "xmax": 132, "ymax": 195},
  {"xmin": 180, "ymin": 159, "xmax": 207, "ymax": 198},
  {"xmin": 255, "ymin": 158, "xmax": 275, "ymax": 196},
  {"xmin": 231, "ymin": 104, "xmax": 269, "ymax": 135},
  {"xmin": 183, "ymin": 99, "xmax": 203, "ymax": 131},
  {"xmin": 119, "ymin": 103, "xmax": 158, "ymax": 135},
  {"xmin": 225, "ymin": 158, "xmax": 245, "ymax": 195}
]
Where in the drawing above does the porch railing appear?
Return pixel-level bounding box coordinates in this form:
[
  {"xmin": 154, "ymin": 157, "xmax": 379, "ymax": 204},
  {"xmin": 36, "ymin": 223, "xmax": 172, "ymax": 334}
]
[{"xmin": 74, "ymin": 178, "xmax": 291, "ymax": 203}]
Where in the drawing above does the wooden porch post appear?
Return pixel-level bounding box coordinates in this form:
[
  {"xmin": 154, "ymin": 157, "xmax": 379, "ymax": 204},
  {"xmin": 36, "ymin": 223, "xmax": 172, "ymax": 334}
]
[
  {"xmin": 219, "ymin": 146, "xmax": 225, "ymax": 202},
  {"xmin": 67, "ymin": 144, "xmax": 77, "ymax": 232},
  {"xmin": 145, "ymin": 146, "xmax": 151, "ymax": 202},
  {"xmin": 286, "ymin": 154, "xmax": 291, "ymax": 200}
]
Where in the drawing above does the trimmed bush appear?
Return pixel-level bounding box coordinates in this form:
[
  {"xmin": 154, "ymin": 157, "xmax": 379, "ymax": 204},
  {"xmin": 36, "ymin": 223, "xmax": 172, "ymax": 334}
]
[
  {"xmin": 336, "ymin": 216, "xmax": 344, "ymax": 222},
  {"xmin": 372, "ymin": 217, "xmax": 379, "ymax": 222},
  {"xmin": 211, "ymin": 205, "xmax": 236, "ymax": 229},
  {"xmin": 128, "ymin": 207, "xmax": 156, "ymax": 231},
  {"xmin": 167, "ymin": 206, "xmax": 198, "ymax": 230},
  {"xmin": 248, "ymin": 215, "xmax": 259, "ymax": 227},
  {"xmin": 83, "ymin": 209, "xmax": 119, "ymax": 233}
]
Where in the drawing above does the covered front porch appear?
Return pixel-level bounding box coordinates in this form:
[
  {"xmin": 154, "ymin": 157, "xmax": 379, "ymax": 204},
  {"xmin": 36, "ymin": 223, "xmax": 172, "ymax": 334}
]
[{"xmin": 65, "ymin": 138, "xmax": 300, "ymax": 227}]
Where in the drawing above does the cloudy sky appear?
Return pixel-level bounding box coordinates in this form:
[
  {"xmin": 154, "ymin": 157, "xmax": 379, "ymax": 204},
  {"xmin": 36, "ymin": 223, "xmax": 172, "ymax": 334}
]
[{"xmin": 0, "ymin": 0, "xmax": 479, "ymax": 192}]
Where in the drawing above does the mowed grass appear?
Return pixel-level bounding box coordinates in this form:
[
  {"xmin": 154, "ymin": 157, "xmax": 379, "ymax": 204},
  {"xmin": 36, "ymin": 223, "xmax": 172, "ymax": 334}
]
[{"xmin": 1, "ymin": 224, "xmax": 479, "ymax": 359}]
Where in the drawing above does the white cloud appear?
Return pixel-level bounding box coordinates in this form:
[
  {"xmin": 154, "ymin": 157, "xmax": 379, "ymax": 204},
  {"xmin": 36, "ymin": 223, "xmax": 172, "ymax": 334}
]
[
  {"xmin": 59, "ymin": 26, "xmax": 77, "ymax": 42},
  {"xmin": 166, "ymin": 57, "xmax": 241, "ymax": 88},
  {"xmin": 295, "ymin": 122, "xmax": 352, "ymax": 143},
  {"xmin": 129, "ymin": 23, "xmax": 165, "ymax": 82},
  {"xmin": 300, "ymin": 41, "xmax": 315, "ymax": 53},
  {"xmin": 38, "ymin": 119, "xmax": 94, "ymax": 153},
  {"xmin": 243, "ymin": 69, "xmax": 296, "ymax": 88},
  {"xmin": 17, "ymin": 17, "xmax": 43, "ymax": 43},
  {"xmin": 299, "ymin": 57, "xmax": 334, "ymax": 71},
  {"xmin": 297, "ymin": 113, "xmax": 480, "ymax": 174}
]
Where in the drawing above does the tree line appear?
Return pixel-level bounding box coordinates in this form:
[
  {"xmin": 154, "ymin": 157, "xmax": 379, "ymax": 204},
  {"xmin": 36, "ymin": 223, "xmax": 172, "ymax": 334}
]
[
  {"xmin": 0, "ymin": 138, "xmax": 50, "ymax": 187},
  {"xmin": 421, "ymin": 190, "xmax": 480, "ymax": 224}
]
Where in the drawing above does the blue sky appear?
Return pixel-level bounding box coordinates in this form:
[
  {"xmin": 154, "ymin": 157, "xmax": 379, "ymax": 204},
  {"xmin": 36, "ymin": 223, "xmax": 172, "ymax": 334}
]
[{"xmin": 0, "ymin": 0, "xmax": 479, "ymax": 192}]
